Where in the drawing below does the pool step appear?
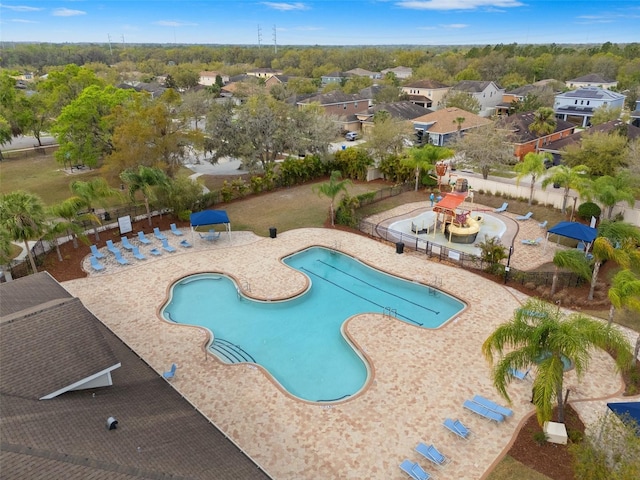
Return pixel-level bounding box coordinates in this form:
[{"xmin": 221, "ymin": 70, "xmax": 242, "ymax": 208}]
[{"xmin": 210, "ymin": 338, "xmax": 255, "ymax": 364}]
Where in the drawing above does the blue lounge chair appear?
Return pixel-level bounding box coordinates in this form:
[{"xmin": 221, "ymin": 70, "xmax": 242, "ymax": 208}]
[
  {"xmin": 509, "ymin": 368, "xmax": 530, "ymax": 380},
  {"xmin": 131, "ymin": 246, "xmax": 146, "ymax": 260},
  {"xmin": 515, "ymin": 211, "xmax": 533, "ymax": 221},
  {"xmin": 399, "ymin": 460, "xmax": 431, "ymax": 480},
  {"xmin": 89, "ymin": 255, "xmax": 105, "ymax": 271},
  {"xmin": 494, "ymin": 202, "xmax": 508, "ymax": 213},
  {"xmin": 163, "ymin": 363, "xmax": 177, "ymax": 380},
  {"xmin": 170, "ymin": 223, "xmax": 184, "ymax": 236},
  {"xmin": 113, "ymin": 249, "xmax": 129, "ymax": 265},
  {"xmin": 121, "ymin": 236, "xmax": 134, "ymax": 250},
  {"xmin": 160, "ymin": 238, "xmax": 176, "ymax": 253},
  {"xmin": 443, "ymin": 418, "xmax": 471, "ymax": 439},
  {"xmin": 199, "ymin": 230, "xmax": 221, "ymax": 241},
  {"xmin": 463, "ymin": 399, "xmax": 505, "ymax": 422},
  {"xmin": 179, "ymin": 239, "xmax": 192, "ymax": 248},
  {"xmin": 538, "ymin": 220, "xmax": 548, "ymax": 229},
  {"xmin": 415, "ymin": 442, "xmax": 450, "ymax": 467},
  {"xmin": 106, "ymin": 239, "xmax": 119, "ymax": 254},
  {"xmin": 90, "ymin": 244, "xmax": 105, "ymax": 259},
  {"xmin": 149, "ymin": 248, "xmax": 162, "ymax": 256},
  {"xmin": 472, "ymin": 395, "xmax": 513, "ymax": 418},
  {"xmin": 154, "ymin": 227, "xmax": 167, "ymax": 241},
  {"xmin": 521, "ymin": 237, "xmax": 543, "ymax": 246},
  {"xmin": 137, "ymin": 231, "xmax": 151, "ymax": 244}
]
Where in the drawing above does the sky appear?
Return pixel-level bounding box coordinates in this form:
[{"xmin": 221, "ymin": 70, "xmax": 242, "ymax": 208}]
[{"xmin": 0, "ymin": 1, "xmax": 638, "ymax": 46}]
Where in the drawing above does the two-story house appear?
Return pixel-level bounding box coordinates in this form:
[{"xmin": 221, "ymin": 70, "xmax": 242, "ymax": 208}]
[
  {"xmin": 355, "ymin": 101, "xmax": 431, "ymax": 134},
  {"xmin": 449, "ymin": 81, "xmax": 505, "ymax": 117},
  {"xmin": 411, "ymin": 107, "xmax": 492, "ymax": 147},
  {"xmin": 321, "ymin": 71, "xmax": 351, "ymax": 86},
  {"xmin": 246, "ymin": 68, "xmax": 283, "ymax": 80},
  {"xmin": 296, "ymin": 91, "xmax": 371, "ymax": 132},
  {"xmin": 631, "ymin": 100, "xmax": 640, "ymax": 128},
  {"xmin": 553, "ymin": 87, "xmax": 626, "ymax": 127},
  {"xmin": 199, "ymin": 71, "xmax": 230, "ymax": 86},
  {"xmin": 381, "ymin": 66, "xmax": 413, "ymax": 79},
  {"xmin": 345, "ymin": 68, "xmax": 381, "ymax": 80},
  {"xmin": 565, "ymin": 74, "xmax": 617, "ymax": 90},
  {"xmin": 400, "ymin": 80, "xmax": 450, "ymax": 110}
]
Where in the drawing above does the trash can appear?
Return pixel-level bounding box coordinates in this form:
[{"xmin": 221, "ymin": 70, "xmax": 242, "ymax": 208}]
[
  {"xmin": 269, "ymin": 227, "xmax": 277, "ymax": 239},
  {"xmin": 396, "ymin": 242, "xmax": 404, "ymax": 254},
  {"xmin": 103, "ymin": 212, "xmax": 111, "ymax": 221}
]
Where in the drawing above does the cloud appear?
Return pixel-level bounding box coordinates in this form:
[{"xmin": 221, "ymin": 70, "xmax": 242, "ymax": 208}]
[
  {"xmin": 11, "ymin": 18, "xmax": 38, "ymax": 23},
  {"xmin": 0, "ymin": 4, "xmax": 43, "ymax": 12},
  {"xmin": 441, "ymin": 23, "xmax": 469, "ymax": 28},
  {"xmin": 397, "ymin": 0, "xmax": 522, "ymax": 10},
  {"xmin": 154, "ymin": 20, "xmax": 198, "ymax": 27},
  {"xmin": 262, "ymin": 2, "xmax": 309, "ymax": 11},
  {"xmin": 52, "ymin": 8, "xmax": 85, "ymax": 17}
]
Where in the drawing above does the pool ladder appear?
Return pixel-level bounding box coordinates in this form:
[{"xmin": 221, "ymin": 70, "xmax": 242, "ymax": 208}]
[
  {"xmin": 383, "ymin": 307, "xmax": 397, "ymax": 318},
  {"xmin": 237, "ymin": 278, "xmax": 251, "ymax": 299},
  {"xmin": 429, "ymin": 276, "xmax": 442, "ymax": 296}
]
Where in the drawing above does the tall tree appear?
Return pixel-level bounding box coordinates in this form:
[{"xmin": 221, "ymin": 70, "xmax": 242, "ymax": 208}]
[
  {"xmin": 36, "ymin": 64, "xmax": 105, "ymax": 117},
  {"xmin": 403, "ymin": 145, "xmax": 453, "ymax": 192},
  {"xmin": 48, "ymin": 197, "xmax": 95, "ymax": 251},
  {"xmin": 313, "ymin": 171, "xmax": 351, "ymax": 227},
  {"xmin": 515, "ymin": 152, "xmax": 552, "ymax": 206},
  {"xmin": 120, "ymin": 166, "xmax": 170, "ymax": 226},
  {"xmin": 70, "ymin": 178, "xmax": 121, "ymax": 241},
  {"xmin": 591, "ymin": 171, "xmax": 636, "ymax": 219},
  {"xmin": 528, "ymin": 107, "xmax": 557, "ymax": 151},
  {"xmin": 0, "ymin": 191, "xmax": 47, "ymax": 274},
  {"xmin": 550, "ymin": 249, "xmax": 592, "ymax": 296},
  {"xmin": 561, "ymin": 131, "xmax": 628, "ymax": 177},
  {"xmin": 482, "ymin": 298, "xmax": 632, "ymax": 425},
  {"xmin": 441, "ymin": 91, "xmax": 481, "ymax": 114},
  {"xmin": 366, "ymin": 114, "xmax": 413, "ymax": 166},
  {"xmin": 590, "ymin": 105, "xmax": 622, "ymax": 126},
  {"xmin": 607, "ymin": 269, "xmax": 640, "ymax": 326},
  {"xmin": 448, "ymin": 124, "xmax": 514, "ymax": 179},
  {"xmin": 541, "ymin": 164, "xmax": 591, "ymax": 213}
]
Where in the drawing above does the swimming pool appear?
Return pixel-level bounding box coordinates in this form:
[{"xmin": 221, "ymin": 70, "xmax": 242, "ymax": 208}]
[
  {"xmin": 388, "ymin": 210, "xmax": 507, "ymax": 256},
  {"xmin": 161, "ymin": 247, "xmax": 465, "ymax": 402}
]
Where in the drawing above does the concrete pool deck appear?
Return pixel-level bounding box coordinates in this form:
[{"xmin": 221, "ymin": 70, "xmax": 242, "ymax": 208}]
[{"xmin": 62, "ymin": 206, "xmax": 637, "ymax": 480}]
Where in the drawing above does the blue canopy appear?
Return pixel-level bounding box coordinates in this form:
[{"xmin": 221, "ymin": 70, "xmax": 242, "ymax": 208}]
[
  {"xmin": 190, "ymin": 210, "xmax": 230, "ymax": 226},
  {"xmin": 607, "ymin": 402, "xmax": 640, "ymax": 436},
  {"xmin": 547, "ymin": 221, "xmax": 597, "ymax": 243}
]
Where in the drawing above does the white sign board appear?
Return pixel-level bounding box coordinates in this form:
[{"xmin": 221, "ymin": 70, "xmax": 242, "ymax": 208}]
[
  {"xmin": 118, "ymin": 215, "xmax": 133, "ymax": 235},
  {"xmin": 448, "ymin": 251, "xmax": 460, "ymax": 261},
  {"xmin": 590, "ymin": 216, "xmax": 597, "ymax": 228}
]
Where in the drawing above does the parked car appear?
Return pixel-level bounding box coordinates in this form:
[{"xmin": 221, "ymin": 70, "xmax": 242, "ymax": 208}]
[{"xmin": 345, "ymin": 131, "xmax": 358, "ymax": 141}]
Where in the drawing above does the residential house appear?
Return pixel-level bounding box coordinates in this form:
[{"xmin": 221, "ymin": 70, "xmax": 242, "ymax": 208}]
[
  {"xmin": 345, "ymin": 68, "xmax": 381, "ymax": 80},
  {"xmin": 566, "ymin": 73, "xmax": 617, "ymax": 90},
  {"xmin": 450, "ymin": 80, "xmax": 505, "ymax": 117},
  {"xmin": 400, "ymin": 80, "xmax": 450, "ymax": 109},
  {"xmin": 355, "ymin": 100, "xmax": 431, "ymax": 134},
  {"xmin": 381, "ymin": 66, "xmax": 413, "ymax": 79},
  {"xmin": 321, "ymin": 71, "xmax": 350, "ymax": 86},
  {"xmin": 411, "ymin": 107, "xmax": 492, "ymax": 147},
  {"xmin": 0, "ymin": 272, "xmax": 271, "ymax": 480},
  {"xmin": 265, "ymin": 74, "xmax": 296, "ymax": 89},
  {"xmin": 246, "ymin": 67, "xmax": 283, "ymax": 79},
  {"xmin": 118, "ymin": 81, "xmax": 167, "ymax": 99},
  {"xmin": 631, "ymin": 100, "xmax": 640, "ymax": 128},
  {"xmin": 497, "ymin": 111, "xmax": 575, "ymax": 160},
  {"xmin": 495, "ymin": 83, "xmax": 557, "ymax": 116},
  {"xmin": 553, "ymin": 86, "xmax": 625, "ymax": 127},
  {"xmin": 199, "ymin": 71, "xmax": 230, "ymax": 86},
  {"xmin": 296, "ymin": 90, "xmax": 372, "ymax": 132}
]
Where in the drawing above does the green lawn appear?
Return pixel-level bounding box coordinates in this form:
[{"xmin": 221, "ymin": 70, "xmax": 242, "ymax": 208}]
[{"xmin": 486, "ymin": 456, "xmax": 553, "ymax": 480}]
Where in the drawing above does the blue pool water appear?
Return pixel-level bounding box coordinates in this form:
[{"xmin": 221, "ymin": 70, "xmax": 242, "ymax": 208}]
[{"xmin": 161, "ymin": 247, "xmax": 465, "ymax": 402}]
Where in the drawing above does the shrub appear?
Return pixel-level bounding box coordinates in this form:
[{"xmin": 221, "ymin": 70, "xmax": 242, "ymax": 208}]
[
  {"xmin": 177, "ymin": 210, "xmax": 191, "ymax": 222},
  {"xmin": 577, "ymin": 202, "xmax": 601, "ymax": 220},
  {"xmin": 533, "ymin": 430, "xmax": 548, "ymax": 445},
  {"xmin": 567, "ymin": 428, "xmax": 584, "ymax": 443}
]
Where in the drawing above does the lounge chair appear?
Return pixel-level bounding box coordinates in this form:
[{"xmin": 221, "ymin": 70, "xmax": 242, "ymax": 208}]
[
  {"xmin": 160, "ymin": 238, "xmax": 176, "ymax": 253},
  {"xmin": 153, "ymin": 227, "xmax": 167, "ymax": 241},
  {"xmin": 149, "ymin": 248, "xmax": 162, "ymax": 256},
  {"xmin": 170, "ymin": 223, "xmax": 184, "ymax": 236},
  {"xmin": 163, "ymin": 363, "xmax": 177, "ymax": 380},
  {"xmin": 521, "ymin": 237, "xmax": 543, "ymax": 246},
  {"xmin": 131, "ymin": 246, "xmax": 146, "ymax": 260},
  {"xmin": 471, "ymin": 395, "xmax": 513, "ymax": 418},
  {"xmin": 113, "ymin": 249, "xmax": 129, "ymax": 265},
  {"xmin": 463, "ymin": 399, "xmax": 505, "ymax": 422},
  {"xmin": 179, "ymin": 239, "xmax": 192, "ymax": 248},
  {"xmin": 515, "ymin": 211, "xmax": 533, "ymax": 221},
  {"xmin": 415, "ymin": 442, "xmax": 450, "ymax": 467},
  {"xmin": 90, "ymin": 244, "xmax": 105, "ymax": 259},
  {"xmin": 121, "ymin": 236, "xmax": 134, "ymax": 250},
  {"xmin": 538, "ymin": 220, "xmax": 548, "ymax": 229},
  {"xmin": 399, "ymin": 460, "xmax": 431, "ymax": 480},
  {"xmin": 137, "ymin": 231, "xmax": 152, "ymax": 244},
  {"xmin": 509, "ymin": 368, "xmax": 530, "ymax": 380},
  {"xmin": 198, "ymin": 230, "xmax": 221, "ymax": 241},
  {"xmin": 106, "ymin": 239, "xmax": 119, "ymax": 255},
  {"xmin": 443, "ymin": 418, "xmax": 471, "ymax": 439},
  {"xmin": 89, "ymin": 255, "xmax": 105, "ymax": 271},
  {"xmin": 494, "ymin": 202, "xmax": 508, "ymax": 213}
]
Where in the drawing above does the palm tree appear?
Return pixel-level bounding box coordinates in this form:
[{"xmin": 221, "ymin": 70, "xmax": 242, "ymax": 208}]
[
  {"xmin": 528, "ymin": 107, "xmax": 557, "ymax": 151},
  {"xmin": 550, "ymin": 249, "xmax": 592, "ymax": 296},
  {"xmin": 591, "ymin": 171, "xmax": 635, "ymax": 219},
  {"xmin": 482, "ymin": 298, "xmax": 633, "ymax": 425},
  {"xmin": 70, "ymin": 178, "xmax": 121, "ymax": 240},
  {"xmin": 0, "ymin": 191, "xmax": 47, "ymax": 274},
  {"xmin": 607, "ymin": 269, "xmax": 640, "ymax": 327},
  {"xmin": 453, "ymin": 116, "xmax": 465, "ymax": 137},
  {"xmin": 313, "ymin": 170, "xmax": 351, "ymax": 227},
  {"xmin": 541, "ymin": 164, "xmax": 591, "ymax": 214},
  {"xmin": 47, "ymin": 198, "xmax": 92, "ymax": 260},
  {"xmin": 120, "ymin": 166, "xmax": 170, "ymax": 226},
  {"xmin": 515, "ymin": 152, "xmax": 552, "ymax": 206},
  {"xmin": 588, "ymin": 221, "xmax": 640, "ymax": 301},
  {"xmin": 403, "ymin": 145, "xmax": 454, "ymax": 192}
]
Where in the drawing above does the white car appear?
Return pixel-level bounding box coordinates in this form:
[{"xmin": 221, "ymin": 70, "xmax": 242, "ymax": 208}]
[{"xmin": 344, "ymin": 132, "xmax": 358, "ymax": 141}]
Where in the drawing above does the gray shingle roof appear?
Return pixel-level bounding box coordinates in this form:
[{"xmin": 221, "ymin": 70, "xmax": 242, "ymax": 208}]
[
  {"xmin": 568, "ymin": 73, "xmax": 616, "ymax": 83},
  {"xmin": 451, "ymin": 80, "xmax": 495, "ymax": 93},
  {"xmin": 497, "ymin": 112, "xmax": 575, "ymax": 143},
  {"xmin": 0, "ymin": 271, "xmax": 71, "ymax": 317}
]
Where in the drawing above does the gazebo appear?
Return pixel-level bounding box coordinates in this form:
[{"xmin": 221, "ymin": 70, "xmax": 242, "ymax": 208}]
[
  {"xmin": 544, "ymin": 221, "xmax": 598, "ymax": 253},
  {"xmin": 190, "ymin": 210, "xmax": 231, "ymax": 241}
]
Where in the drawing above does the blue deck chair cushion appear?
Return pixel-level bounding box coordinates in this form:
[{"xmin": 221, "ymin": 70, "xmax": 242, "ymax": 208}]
[
  {"xmin": 106, "ymin": 239, "xmax": 119, "ymax": 254},
  {"xmin": 415, "ymin": 442, "xmax": 448, "ymax": 466},
  {"xmin": 472, "ymin": 395, "xmax": 513, "ymax": 417},
  {"xmin": 121, "ymin": 236, "xmax": 134, "ymax": 250},
  {"xmin": 399, "ymin": 460, "xmax": 430, "ymax": 480},
  {"xmin": 154, "ymin": 227, "xmax": 167, "ymax": 240},
  {"xmin": 132, "ymin": 246, "xmax": 146, "ymax": 260},
  {"xmin": 113, "ymin": 249, "xmax": 129, "ymax": 265},
  {"xmin": 163, "ymin": 363, "xmax": 177, "ymax": 379},
  {"xmin": 463, "ymin": 399, "xmax": 504, "ymax": 422},
  {"xmin": 90, "ymin": 245, "xmax": 105, "ymax": 259},
  {"xmin": 443, "ymin": 418, "xmax": 470, "ymax": 439},
  {"xmin": 161, "ymin": 238, "xmax": 176, "ymax": 253},
  {"xmin": 170, "ymin": 223, "xmax": 184, "ymax": 236},
  {"xmin": 89, "ymin": 255, "xmax": 105, "ymax": 271},
  {"xmin": 137, "ymin": 231, "xmax": 151, "ymax": 244}
]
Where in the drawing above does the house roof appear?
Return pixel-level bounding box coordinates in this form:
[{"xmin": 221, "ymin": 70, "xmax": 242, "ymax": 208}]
[
  {"xmin": 357, "ymin": 101, "xmax": 432, "ymax": 122},
  {"xmin": 297, "ymin": 90, "xmax": 365, "ymax": 106},
  {"xmin": 402, "ymin": 79, "xmax": 449, "ymax": 89},
  {"xmin": 381, "ymin": 66, "xmax": 413, "ymax": 75},
  {"xmin": 412, "ymin": 107, "xmax": 492, "ymax": 134},
  {"xmin": 568, "ymin": 73, "xmax": 616, "ymax": 84},
  {"xmin": 541, "ymin": 120, "xmax": 640, "ymax": 152},
  {"xmin": 496, "ymin": 111, "xmax": 575, "ymax": 144},
  {"xmin": 321, "ymin": 71, "xmax": 349, "ymax": 78},
  {"xmin": 556, "ymin": 86, "xmax": 625, "ymax": 101},
  {"xmin": 0, "ymin": 273, "xmax": 273, "ymax": 480},
  {"xmin": 345, "ymin": 68, "xmax": 379, "ymax": 77},
  {"xmin": 451, "ymin": 80, "xmax": 500, "ymax": 93}
]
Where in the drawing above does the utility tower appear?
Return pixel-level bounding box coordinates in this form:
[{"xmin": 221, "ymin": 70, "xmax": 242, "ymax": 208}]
[{"xmin": 257, "ymin": 25, "xmax": 262, "ymax": 48}]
